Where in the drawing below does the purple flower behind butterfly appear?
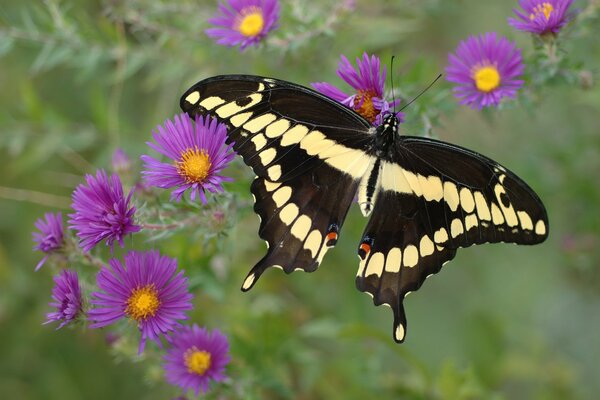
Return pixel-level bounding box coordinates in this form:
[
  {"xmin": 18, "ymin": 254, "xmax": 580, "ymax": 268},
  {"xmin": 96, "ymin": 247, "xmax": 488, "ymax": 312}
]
[
  {"xmin": 141, "ymin": 113, "xmax": 235, "ymax": 203},
  {"xmin": 311, "ymin": 52, "xmax": 404, "ymax": 127}
]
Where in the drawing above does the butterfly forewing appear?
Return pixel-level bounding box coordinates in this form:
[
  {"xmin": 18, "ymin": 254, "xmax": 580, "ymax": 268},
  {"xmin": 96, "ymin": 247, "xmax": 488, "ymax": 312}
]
[
  {"xmin": 181, "ymin": 75, "xmax": 373, "ymax": 182},
  {"xmin": 180, "ymin": 74, "xmax": 549, "ymax": 344}
]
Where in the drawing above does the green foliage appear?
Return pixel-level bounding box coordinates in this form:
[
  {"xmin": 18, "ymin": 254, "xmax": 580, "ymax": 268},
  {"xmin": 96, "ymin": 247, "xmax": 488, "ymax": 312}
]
[{"xmin": 1, "ymin": 0, "xmax": 599, "ymax": 399}]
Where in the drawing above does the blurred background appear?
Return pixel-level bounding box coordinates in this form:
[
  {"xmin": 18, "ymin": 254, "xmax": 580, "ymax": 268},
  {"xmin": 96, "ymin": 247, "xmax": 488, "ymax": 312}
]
[{"xmin": 1, "ymin": 0, "xmax": 599, "ymax": 399}]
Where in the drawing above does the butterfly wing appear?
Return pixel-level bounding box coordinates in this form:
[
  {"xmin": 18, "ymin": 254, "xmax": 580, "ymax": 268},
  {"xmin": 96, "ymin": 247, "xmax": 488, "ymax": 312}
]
[
  {"xmin": 181, "ymin": 75, "xmax": 373, "ymax": 182},
  {"xmin": 356, "ymin": 136, "xmax": 549, "ymax": 342},
  {"xmin": 181, "ymin": 75, "xmax": 372, "ymax": 286}
]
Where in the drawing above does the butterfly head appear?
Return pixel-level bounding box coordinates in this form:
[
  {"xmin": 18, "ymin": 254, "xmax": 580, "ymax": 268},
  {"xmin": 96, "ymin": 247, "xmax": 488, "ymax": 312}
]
[
  {"xmin": 373, "ymin": 112, "xmax": 400, "ymax": 157},
  {"xmin": 381, "ymin": 112, "xmax": 400, "ymax": 133}
]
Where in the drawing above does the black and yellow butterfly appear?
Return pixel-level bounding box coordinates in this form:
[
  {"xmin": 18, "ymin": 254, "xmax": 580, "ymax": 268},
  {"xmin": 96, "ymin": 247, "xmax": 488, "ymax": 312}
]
[{"xmin": 180, "ymin": 75, "xmax": 548, "ymax": 343}]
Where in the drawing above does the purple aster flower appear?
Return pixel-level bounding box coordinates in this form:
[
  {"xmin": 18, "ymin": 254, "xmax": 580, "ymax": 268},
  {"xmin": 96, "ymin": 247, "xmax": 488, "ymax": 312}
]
[
  {"xmin": 68, "ymin": 169, "xmax": 141, "ymax": 252},
  {"xmin": 111, "ymin": 148, "xmax": 131, "ymax": 174},
  {"xmin": 32, "ymin": 212, "xmax": 64, "ymax": 271},
  {"xmin": 445, "ymin": 32, "xmax": 525, "ymax": 109},
  {"xmin": 508, "ymin": 0, "xmax": 574, "ymax": 35},
  {"xmin": 163, "ymin": 325, "xmax": 230, "ymax": 395},
  {"xmin": 44, "ymin": 269, "xmax": 84, "ymax": 328},
  {"xmin": 311, "ymin": 52, "xmax": 404, "ymax": 126},
  {"xmin": 206, "ymin": 0, "xmax": 280, "ymax": 50},
  {"xmin": 141, "ymin": 113, "xmax": 235, "ymax": 203},
  {"xmin": 88, "ymin": 250, "xmax": 193, "ymax": 354}
]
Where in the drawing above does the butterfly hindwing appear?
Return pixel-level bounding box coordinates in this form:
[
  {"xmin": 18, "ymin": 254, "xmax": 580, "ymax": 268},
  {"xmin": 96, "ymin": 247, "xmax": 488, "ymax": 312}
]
[
  {"xmin": 356, "ymin": 190, "xmax": 458, "ymax": 342},
  {"xmin": 242, "ymin": 166, "xmax": 359, "ymax": 291},
  {"xmin": 356, "ymin": 136, "xmax": 548, "ymax": 341}
]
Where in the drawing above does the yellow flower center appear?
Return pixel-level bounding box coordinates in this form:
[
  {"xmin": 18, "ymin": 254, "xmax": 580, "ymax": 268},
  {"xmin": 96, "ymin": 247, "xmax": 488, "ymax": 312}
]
[
  {"xmin": 184, "ymin": 347, "xmax": 212, "ymax": 376},
  {"xmin": 126, "ymin": 285, "xmax": 160, "ymax": 321},
  {"xmin": 530, "ymin": 2, "xmax": 554, "ymax": 20},
  {"xmin": 473, "ymin": 66, "xmax": 501, "ymax": 93},
  {"xmin": 353, "ymin": 89, "xmax": 378, "ymax": 124},
  {"xmin": 237, "ymin": 7, "xmax": 264, "ymax": 37},
  {"xmin": 176, "ymin": 147, "xmax": 212, "ymax": 184}
]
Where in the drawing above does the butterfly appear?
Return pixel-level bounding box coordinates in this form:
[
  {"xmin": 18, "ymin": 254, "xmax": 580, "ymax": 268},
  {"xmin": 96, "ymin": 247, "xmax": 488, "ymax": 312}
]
[{"xmin": 180, "ymin": 75, "xmax": 549, "ymax": 343}]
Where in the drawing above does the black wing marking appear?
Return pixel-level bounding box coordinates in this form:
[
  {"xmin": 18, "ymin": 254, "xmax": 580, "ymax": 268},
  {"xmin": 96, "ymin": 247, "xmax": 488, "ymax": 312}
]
[
  {"xmin": 180, "ymin": 75, "xmax": 374, "ymax": 183},
  {"xmin": 357, "ymin": 136, "xmax": 548, "ymax": 342},
  {"xmin": 242, "ymin": 165, "xmax": 359, "ymax": 291}
]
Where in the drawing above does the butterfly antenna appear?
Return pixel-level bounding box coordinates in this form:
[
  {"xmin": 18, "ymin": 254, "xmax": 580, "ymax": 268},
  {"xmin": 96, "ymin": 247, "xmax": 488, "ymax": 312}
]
[
  {"xmin": 389, "ymin": 56, "xmax": 397, "ymax": 114},
  {"xmin": 398, "ymin": 73, "xmax": 443, "ymax": 112}
]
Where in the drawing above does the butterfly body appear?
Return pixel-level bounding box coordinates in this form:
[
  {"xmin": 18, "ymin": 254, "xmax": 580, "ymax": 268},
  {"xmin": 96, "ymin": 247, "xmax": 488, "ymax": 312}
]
[{"xmin": 181, "ymin": 75, "xmax": 548, "ymax": 343}]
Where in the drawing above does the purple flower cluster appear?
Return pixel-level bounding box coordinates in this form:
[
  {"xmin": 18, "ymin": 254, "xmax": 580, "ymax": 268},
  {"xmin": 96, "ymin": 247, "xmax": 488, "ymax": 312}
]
[{"xmin": 69, "ymin": 169, "xmax": 140, "ymax": 252}]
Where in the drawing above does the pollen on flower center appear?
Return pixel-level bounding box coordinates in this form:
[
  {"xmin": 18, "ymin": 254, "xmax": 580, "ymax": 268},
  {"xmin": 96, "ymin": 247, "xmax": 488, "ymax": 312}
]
[
  {"xmin": 237, "ymin": 7, "xmax": 264, "ymax": 37},
  {"xmin": 529, "ymin": 2, "xmax": 554, "ymax": 20},
  {"xmin": 126, "ymin": 285, "xmax": 160, "ymax": 321},
  {"xmin": 184, "ymin": 347, "xmax": 212, "ymax": 376},
  {"xmin": 353, "ymin": 89, "xmax": 378, "ymax": 123},
  {"xmin": 176, "ymin": 147, "xmax": 212, "ymax": 184},
  {"xmin": 473, "ymin": 66, "xmax": 501, "ymax": 93}
]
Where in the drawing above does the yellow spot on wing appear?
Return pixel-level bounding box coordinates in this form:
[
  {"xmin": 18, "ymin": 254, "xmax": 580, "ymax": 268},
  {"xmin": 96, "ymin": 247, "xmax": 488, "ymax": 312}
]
[
  {"xmin": 451, "ymin": 219, "xmax": 464, "ymax": 237},
  {"xmin": 230, "ymin": 111, "xmax": 253, "ymax": 127},
  {"xmin": 419, "ymin": 235, "xmax": 434, "ymax": 257},
  {"xmin": 259, "ymin": 148, "xmax": 277, "ymax": 165},
  {"xmin": 304, "ymin": 230, "xmax": 323, "ymax": 258},
  {"xmin": 474, "ymin": 191, "xmax": 491, "ymax": 221},
  {"xmin": 418, "ymin": 175, "xmax": 443, "ymax": 201},
  {"xmin": 272, "ymin": 186, "xmax": 292, "ymax": 208},
  {"xmin": 265, "ymin": 119, "xmax": 290, "ymax": 138},
  {"xmin": 459, "ymin": 187, "xmax": 475, "ymax": 213},
  {"xmin": 244, "ymin": 113, "xmax": 277, "ymax": 133},
  {"xmin": 434, "ymin": 228, "xmax": 448, "ymax": 244},
  {"xmin": 267, "ymin": 165, "xmax": 282, "ymax": 180},
  {"xmin": 385, "ymin": 247, "xmax": 402, "ymax": 273},
  {"xmin": 291, "ymin": 215, "xmax": 312, "ymax": 241},
  {"xmin": 251, "ymin": 133, "xmax": 267, "ymax": 151},
  {"xmin": 403, "ymin": 245, "xmax": 419, "ymax": 268},
  {"xmin": 517, "ymin": 211, "xmax": 534, "ymax": 230},
  {"xmin": 242, "ymin": 273, "xmax": 256, "ymax": 290},
  {"xmin": 199, "ymin": 96, "xmax": 225, "ymax": 110},
  {"xmin": 395, "ymin": 324, "xmax": 405, "ymax": 341},
  {"xmin": 535, "ymin": 220, "xmax": 546, "ymax": 235},
  {"xmin": 366, "ymin": 252, "xmax": 385, "ymax": 277},
  {"xmin": 279, "ymin": 203, "xmax": 299, "ymax": 225},
  {"xmin": 490, "ymin": 202, "xmax": 505, "ymax": 225},
  {"xmin": 263, "ymin": 180, "xmax": 281, "ymax": 192},
  {"xmin": 443, "ymin": 181, "xmax": 460, "ymax": 211},
  {"xmin": 280, "ymin": 125, "xmax": 309, "ymax": 146},
  {"xmin": 215, "ymin": 93, "xmax": 262, "ymax": 118},
  {"xmin": 465, "ymin": 214, "xmax": 478, "ymax": 231},
  {"xmin": 185, "ymin": 91, "xmax": 200, "ymax": 105}
]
